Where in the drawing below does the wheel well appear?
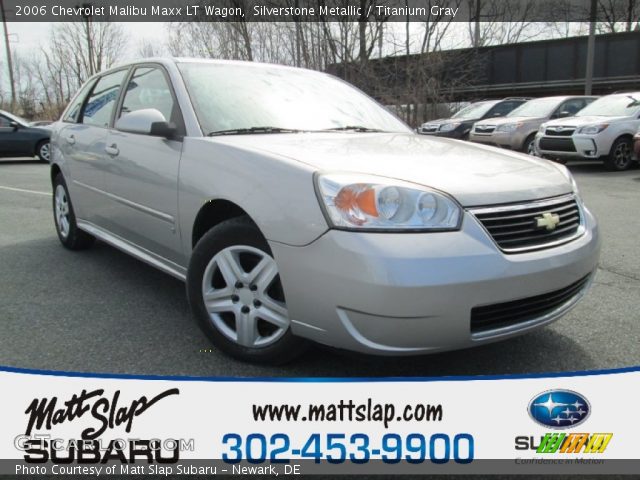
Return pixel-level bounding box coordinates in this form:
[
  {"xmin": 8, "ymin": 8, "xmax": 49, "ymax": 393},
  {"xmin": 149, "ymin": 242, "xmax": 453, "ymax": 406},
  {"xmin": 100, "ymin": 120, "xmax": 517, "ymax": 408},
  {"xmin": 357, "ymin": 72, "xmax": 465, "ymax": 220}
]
[
  {"xmin": 191, "ymin": 200, "xmax": 256, "ymax": 248},
  {"xmin": 614, "ymin": 134, "xmax": 634, "ymax": 143},
  {"xmin": 50, "ymin": 164, "xmax": 61, "ymax": 183},
  {"xmin": 522, "ymin": 132, "xmax": 537, "ymax": 148}
]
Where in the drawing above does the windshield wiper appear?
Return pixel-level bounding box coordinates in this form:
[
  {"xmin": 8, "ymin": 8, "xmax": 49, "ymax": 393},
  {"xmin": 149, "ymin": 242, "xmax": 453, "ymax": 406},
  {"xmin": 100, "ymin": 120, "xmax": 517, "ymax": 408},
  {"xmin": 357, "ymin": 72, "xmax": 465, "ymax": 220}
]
[
  {"xmin": 207, "ymin": 127, "xmax": 303, "ymax": 136},
  {"xmin": 320, "ymin": 126, "xmax": 384, "ymax": 133}
]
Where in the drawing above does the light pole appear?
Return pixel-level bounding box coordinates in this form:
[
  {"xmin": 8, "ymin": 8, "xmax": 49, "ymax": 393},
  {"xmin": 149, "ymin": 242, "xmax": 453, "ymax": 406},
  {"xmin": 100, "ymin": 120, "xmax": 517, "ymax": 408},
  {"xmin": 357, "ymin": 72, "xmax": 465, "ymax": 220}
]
[
  {"xmin": 585, "ymin": 0, "xmax": 597, "ymax": 95},
  {"xmin": 82, "ymin": 3, "xmax": 94, "ymax": 76},
  {"xmin": 0, "ymin": 0, "xmax": 16, "ymax": 110}
]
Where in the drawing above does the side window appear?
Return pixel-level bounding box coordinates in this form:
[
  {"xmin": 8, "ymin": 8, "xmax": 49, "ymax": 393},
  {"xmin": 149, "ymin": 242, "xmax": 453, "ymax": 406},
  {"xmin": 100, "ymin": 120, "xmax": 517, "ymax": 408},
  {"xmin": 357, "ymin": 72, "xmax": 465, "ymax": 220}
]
[
  {"xmin": 63, "ymin": 79, "xmax": 96, "ymax": 123},
  {"xmin": 487, "ymin": 101, "xmax": 519, "ymax": 118},
  {"xmin": 557, "ymin": 99, "xmax": 585, "ymax": 116},
  {"xmin": 0, "ymin": 115, "xmax": 11, "ymax": 127},
  {"xmin": 119, "ymin": 67, "xmax": 182, "ymax": 129},
  {"xmin": 81, "ymin": 69, "xmax": 128, "ymax": 127}
]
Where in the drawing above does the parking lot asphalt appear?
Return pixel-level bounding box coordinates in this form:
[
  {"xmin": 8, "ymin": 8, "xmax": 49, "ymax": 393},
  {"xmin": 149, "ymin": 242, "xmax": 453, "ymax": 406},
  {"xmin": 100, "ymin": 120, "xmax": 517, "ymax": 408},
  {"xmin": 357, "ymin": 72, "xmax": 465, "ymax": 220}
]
[{"xmin": 0, "ymin": 158, "xmax": 638, "ymax": 378}]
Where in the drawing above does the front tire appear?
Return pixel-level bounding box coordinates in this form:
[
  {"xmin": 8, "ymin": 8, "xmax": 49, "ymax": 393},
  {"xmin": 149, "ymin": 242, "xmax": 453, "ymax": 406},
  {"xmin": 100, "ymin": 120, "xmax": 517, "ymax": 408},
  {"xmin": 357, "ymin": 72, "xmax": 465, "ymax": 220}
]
[
  {"xmin": 53, "ymin": 174, "xmax": 95, "ymax": 250},
  {"xmin": 605, "ymin": 137, "xmax": 634, "ymax": 171},
  {"xmin": 187, "ymin": 217, "xmax": 308, "ymax": 364},
  {"xmin": 523, "ymin": 134, "xmax": 537, "ymax": 155},
  {"xmin": 36, "ymin": 140, "xmax": 51, "ymax": 162}
]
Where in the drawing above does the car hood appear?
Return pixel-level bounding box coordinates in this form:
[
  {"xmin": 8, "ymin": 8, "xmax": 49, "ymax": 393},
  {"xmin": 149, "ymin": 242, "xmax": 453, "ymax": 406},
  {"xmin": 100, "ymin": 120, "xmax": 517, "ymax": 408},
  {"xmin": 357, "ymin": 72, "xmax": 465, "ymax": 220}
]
[
  {"xmin": 544, "ymin": 115, "xmax": 630, "ymax": 127},
  {"xmin": 208, "ymin": 132, "xmax": 571, "ymax": 207}
]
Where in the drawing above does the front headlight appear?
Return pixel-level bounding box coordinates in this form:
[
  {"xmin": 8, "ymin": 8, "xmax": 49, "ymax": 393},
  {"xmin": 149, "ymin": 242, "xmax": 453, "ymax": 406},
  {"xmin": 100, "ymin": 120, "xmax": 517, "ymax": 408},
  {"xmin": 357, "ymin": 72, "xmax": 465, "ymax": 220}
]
[
  {"xmin": 496, "ymin": 122, "xmax": 521, "ymax": 133},
  {"xmin": 439, "ymin": 122, "xmax": 460, "ymax": 132},
  {"xmin": 315, "ymin": 173, "xmax": 462, "ymax": 231},
  {"xmin": 577, "ymin": 124, "xmax": 608, "ymax": 135},
  {"xmin": 538, "ymin": 124, "xmax": 546, "ymax": 133}
]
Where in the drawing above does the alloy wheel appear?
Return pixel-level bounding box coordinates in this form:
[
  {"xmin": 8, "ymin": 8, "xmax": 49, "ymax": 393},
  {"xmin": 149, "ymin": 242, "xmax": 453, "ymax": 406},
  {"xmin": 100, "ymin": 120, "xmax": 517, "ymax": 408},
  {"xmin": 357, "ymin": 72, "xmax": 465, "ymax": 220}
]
[
  {"xmin": 54, "ymin": 184, "xmax": 70, "ymax": 238},
  {"xmin": 201, "ymin": 245, "xmax": 290, "ymax": 348},
  {"xmin": 39, "ymin": 142, "xmax": 50, "ymax": 162},
  {"xmin": 526, "ymin": 139, "xmax": 536, "ymax": 155},
  {"xmin": 613, "ymin": 141, "xmax": 631, "ymax": 169}
]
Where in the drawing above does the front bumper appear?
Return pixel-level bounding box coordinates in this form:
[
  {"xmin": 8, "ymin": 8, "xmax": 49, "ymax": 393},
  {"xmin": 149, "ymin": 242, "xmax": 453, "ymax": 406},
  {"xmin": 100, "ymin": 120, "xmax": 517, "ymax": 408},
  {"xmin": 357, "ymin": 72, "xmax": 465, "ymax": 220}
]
[
  {"xmin": 469, "ymin": 130, "xmax": 525, "ymax": 150},
  {"xmin": 419, "ymin": 129, "xmax": 466, "ymax": 139},
  {"xmin": 535, "ymin": 133, "xmax": 603, "ymax": 159},
  {"xmin": 270, "ymin": 206, "xmax": 600, "ymax": 355}
]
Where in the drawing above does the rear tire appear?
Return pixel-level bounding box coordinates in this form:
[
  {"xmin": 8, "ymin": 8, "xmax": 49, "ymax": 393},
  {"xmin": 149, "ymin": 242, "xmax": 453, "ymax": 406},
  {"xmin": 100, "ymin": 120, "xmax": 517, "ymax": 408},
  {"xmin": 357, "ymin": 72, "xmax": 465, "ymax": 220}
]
[
  {"xmin": 605, "ymin": 137, "xmax": 634, "ymax": 171},
  {"xmin": 52, "ymin": 174, "xmax": 95, "ymax": 250},
  {"xmin": 187, "ymin": 216, "xmax": 308, "ymax": 364}
]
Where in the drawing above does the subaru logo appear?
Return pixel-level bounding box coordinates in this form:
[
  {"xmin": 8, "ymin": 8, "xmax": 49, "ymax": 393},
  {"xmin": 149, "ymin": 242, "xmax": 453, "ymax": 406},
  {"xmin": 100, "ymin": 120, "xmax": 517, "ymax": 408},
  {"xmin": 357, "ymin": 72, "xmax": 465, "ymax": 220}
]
[
  {"xmin": 528, "ymin": 390, "xmax": 590, "ymax": 429},
  {"xmin": 552, "ymin": 126, "xmax": 565, "ymax": 132}
]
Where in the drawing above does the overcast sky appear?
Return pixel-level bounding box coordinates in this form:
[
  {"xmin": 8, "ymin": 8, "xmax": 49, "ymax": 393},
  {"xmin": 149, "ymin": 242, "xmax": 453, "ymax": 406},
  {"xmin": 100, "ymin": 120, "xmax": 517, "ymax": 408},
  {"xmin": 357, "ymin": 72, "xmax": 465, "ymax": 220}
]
[{"xmin": 4, "ymin": 22, "xmax": 165, "ymax": 59}]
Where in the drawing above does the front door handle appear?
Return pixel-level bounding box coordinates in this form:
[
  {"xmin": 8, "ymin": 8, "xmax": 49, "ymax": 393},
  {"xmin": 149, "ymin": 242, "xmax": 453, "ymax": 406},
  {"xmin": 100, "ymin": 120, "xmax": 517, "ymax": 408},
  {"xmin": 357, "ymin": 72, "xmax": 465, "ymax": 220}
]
[
  {"xmin": 65, "ymin": 134, "xmax": 75, "ymax": 145},
  {"xmin": 105, "ymin": 144, "xmax": 119, "ymax": 156}
]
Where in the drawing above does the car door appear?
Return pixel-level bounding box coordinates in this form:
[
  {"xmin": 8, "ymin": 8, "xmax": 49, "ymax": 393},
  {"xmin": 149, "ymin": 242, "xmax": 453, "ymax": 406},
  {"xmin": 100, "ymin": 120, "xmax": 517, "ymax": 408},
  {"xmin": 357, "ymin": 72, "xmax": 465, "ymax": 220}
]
[
  {"xmin": 59, "ymin": 69, "xmax": 128, "ymax": 224},
  {"xmin": 101, "ymin": 65, "xmax": 185, "ymax": 265},
  {"xmin": 0, "ymin": 114, "xmax": 18, "ymax": 155}
]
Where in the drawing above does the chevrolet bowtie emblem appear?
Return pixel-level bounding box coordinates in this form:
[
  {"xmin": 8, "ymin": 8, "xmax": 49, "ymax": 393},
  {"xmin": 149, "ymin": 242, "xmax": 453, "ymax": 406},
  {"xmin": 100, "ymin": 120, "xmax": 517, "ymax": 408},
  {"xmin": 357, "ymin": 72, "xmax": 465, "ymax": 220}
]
[{"xmin": 536, "ymin": 212, "xmax": 560, "ymax": 231}]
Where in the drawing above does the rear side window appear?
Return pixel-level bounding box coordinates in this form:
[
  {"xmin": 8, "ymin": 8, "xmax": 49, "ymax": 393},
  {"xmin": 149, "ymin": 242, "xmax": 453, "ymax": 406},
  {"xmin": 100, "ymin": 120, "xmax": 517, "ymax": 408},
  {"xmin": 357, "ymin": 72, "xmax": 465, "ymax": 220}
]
[
  {"xmin": 487, "ymin": 101, "xmax": 522, "ymax": 117},
  {"xmin": 81, "ymin": 69, "xmax": 128, "ymax": 127},
  {"xmin": 63, "ymin": 79, "xmax": 96, "ymax": 123}
]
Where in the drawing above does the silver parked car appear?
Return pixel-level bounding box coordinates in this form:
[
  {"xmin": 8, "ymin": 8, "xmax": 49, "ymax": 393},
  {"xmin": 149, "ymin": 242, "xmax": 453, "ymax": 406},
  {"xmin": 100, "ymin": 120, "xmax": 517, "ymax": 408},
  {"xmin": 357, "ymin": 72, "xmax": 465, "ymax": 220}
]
[
  {"xmin": 469, "ymin": 96, "xmax": 596, "ymax": 154},
  {"xmin": 50, "ymin": 59, "xmax": 600, "ymax": 364}
]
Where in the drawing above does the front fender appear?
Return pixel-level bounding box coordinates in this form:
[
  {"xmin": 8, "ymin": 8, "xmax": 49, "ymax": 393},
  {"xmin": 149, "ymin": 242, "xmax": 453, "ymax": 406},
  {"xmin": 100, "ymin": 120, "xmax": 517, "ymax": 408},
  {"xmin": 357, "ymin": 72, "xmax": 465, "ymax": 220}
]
[{"xmin": 178, "ymin": 138, "xmax": 329, "ymax": 256}]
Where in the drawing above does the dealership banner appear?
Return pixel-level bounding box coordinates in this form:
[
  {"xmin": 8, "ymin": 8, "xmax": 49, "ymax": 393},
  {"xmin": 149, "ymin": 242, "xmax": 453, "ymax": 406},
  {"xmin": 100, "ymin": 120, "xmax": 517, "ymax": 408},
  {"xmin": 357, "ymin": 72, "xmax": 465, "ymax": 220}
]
[{"xmin": 0, "ymin": 366, "xmax": 638, "ymax": 475}]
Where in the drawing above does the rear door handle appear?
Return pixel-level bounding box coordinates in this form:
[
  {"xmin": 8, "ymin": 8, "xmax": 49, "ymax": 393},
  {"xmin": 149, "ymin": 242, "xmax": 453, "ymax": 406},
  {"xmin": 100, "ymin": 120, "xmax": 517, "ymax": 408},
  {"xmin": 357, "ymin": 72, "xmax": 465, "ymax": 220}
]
[
  {"xmin": 105, "ymin": 144, "xmax": 119, "ymax": 156},
  {"xmin": 65, "ymin": 134, "xmax": 75, "ymax": 145}
]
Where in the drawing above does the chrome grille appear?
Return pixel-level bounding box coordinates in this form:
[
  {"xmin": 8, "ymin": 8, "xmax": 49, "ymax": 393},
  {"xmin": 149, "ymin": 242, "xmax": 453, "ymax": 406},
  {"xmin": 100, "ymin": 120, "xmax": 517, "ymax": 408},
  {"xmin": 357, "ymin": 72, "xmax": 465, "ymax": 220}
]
[
  {"xmin": 470, "ymin": 195, "xmax": 583, "ymax": 253},
  {"xmin": 545, "ymin": 127, "xmax": 576, "ymax": 137},
  {"xmin": 474, "ymin": 125, "xmax": 495, "ymax": 134},
  {"xmin": 421, "ymin": 126, "xmax": 438, "ymax": 133}
]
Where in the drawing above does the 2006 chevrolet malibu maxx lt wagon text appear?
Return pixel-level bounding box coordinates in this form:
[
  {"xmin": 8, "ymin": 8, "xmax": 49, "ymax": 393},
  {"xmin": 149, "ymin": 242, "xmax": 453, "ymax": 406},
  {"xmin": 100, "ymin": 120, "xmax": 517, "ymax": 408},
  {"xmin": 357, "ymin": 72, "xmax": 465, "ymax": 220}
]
[{"xmin": 49, "ymin": 59, "xmax": 601, "ymax": 364}]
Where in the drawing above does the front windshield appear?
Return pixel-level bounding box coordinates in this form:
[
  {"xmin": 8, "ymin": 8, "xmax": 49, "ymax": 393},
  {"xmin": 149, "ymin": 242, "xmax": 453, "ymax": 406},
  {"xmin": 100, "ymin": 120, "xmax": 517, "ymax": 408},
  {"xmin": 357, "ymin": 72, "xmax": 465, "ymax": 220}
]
[
  {"xmin": 451, "ymin": 101, "xmax": 496, "ymax": 119},
  {"xmin": 507, "ymin": 97, "xmax": 561, "ymax": 118},
  {"xmin": 178, "ymin": 62, "xmax": 411, "ymax": 134},
  {"xmin": 577, "ymin": 94, "xmax": 640, "ymax": 117}
]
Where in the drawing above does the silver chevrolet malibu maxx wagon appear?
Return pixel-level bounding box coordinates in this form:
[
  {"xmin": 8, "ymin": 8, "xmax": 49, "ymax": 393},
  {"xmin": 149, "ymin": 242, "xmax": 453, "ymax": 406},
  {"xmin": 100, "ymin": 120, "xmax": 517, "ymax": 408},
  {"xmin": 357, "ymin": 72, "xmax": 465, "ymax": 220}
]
[{"xmin": 50, "ymin": 59, "xmax": 600, "ymax": 364}]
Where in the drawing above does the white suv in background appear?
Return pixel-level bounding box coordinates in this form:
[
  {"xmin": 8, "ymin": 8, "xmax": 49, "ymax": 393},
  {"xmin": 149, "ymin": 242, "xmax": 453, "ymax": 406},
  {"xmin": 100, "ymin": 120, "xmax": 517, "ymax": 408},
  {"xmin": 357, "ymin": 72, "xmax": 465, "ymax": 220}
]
[{"xmin": 536, "ymin": 92, "xmax": 640, "ymax": 171}]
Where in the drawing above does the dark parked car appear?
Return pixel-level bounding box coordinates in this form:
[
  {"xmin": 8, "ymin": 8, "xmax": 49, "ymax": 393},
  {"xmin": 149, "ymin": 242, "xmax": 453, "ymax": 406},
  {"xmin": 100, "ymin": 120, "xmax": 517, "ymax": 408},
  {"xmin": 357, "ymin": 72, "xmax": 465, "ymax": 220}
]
[
  {"xmin": 418, "ymin": 97, "xmax": 530, "ymax": 139},
  {"xmin": 0, "ymin": 110, "xmax": 51, "ymax": 162}
]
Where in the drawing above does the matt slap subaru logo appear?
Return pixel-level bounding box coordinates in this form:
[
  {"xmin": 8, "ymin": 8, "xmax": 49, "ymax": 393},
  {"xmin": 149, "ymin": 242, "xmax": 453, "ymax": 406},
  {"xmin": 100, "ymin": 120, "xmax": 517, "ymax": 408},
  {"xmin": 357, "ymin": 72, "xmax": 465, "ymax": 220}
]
[{"xmin": 528, "ymin": 390, "xmax": 590, "ymax": 429}]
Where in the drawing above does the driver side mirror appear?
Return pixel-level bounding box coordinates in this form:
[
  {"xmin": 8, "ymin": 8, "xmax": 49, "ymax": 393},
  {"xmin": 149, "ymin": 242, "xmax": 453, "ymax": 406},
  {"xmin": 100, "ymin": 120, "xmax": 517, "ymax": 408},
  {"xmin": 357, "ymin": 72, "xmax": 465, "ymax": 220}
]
[
  {"xmin": 557, "ymin": 110, "xmax": 573, "ymax": 118},
  {"xmin": 9, "ymin": 121, "xmax": 19, "ymax": 131},
  {"xmin": 115, "ymin": 108, "xmax": 177, "ymax": 139}
]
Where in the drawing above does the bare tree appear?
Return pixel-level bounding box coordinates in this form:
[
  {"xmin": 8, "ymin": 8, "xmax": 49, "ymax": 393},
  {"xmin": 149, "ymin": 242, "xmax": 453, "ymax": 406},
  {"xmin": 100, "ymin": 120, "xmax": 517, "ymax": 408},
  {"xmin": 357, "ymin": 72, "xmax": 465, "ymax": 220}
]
[
  {"xmin": 467, "ymin": 0, "xmax": 545, "ymax": 47},
  {"xmin": 138, "ymin": 38, "xmax": 166, "ymax": 58},
  {"xmin": 597, "ymin": 0, "xmax": 640, "ymax": 32},
  {"xmin": 7, "ymin": 22, "xmax": 128, "ymax": 119}
]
